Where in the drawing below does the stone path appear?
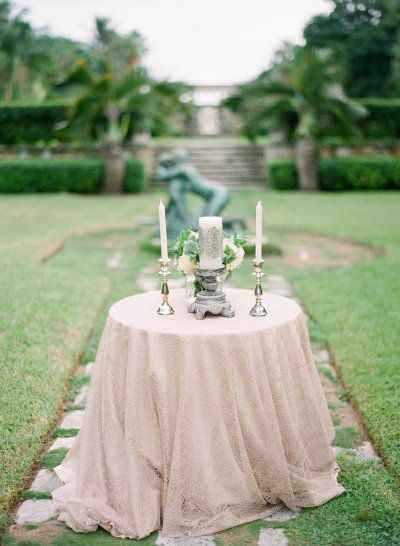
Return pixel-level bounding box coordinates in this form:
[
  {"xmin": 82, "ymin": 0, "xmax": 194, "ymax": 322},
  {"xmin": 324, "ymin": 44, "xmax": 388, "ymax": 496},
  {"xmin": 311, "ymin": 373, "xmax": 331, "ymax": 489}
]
[{"xmin": 7, "ymin": 271, "xmax": 381, "ymax": 546}]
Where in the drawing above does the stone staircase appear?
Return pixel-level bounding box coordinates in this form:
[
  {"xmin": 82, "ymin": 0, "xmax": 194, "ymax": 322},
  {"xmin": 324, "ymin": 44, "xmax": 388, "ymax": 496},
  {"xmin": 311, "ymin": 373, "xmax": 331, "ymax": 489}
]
[{"xmin": 152, "ymin": 143, "xmax": 266, "ymax": 188}]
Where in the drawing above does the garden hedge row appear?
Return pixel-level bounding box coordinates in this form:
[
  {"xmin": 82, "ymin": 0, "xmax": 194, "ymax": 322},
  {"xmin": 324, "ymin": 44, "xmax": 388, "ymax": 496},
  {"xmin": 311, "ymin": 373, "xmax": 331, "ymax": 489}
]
[
  {"xmin": 358, "ymin": 98, "xmax": 400, "ymax": 140},
  {"xmin": 269, "ymin": 156, "xmax": 400, "ymax": 191},
  {"xmin": 1, "ymin": 98, "xmax": 400, "ymax": 144},
  {"xmin": 0, "ymin": 157, "xmax": 146, "ymax": 193},
  {"xmin": 0, "ymin": 101, "xmax": 68, "ymax": 144}
]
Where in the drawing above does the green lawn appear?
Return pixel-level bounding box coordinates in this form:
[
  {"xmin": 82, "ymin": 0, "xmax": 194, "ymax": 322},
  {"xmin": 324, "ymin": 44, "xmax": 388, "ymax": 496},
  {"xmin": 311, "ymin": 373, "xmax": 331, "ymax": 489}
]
[{"xmin": 1, "ymin": 190, "xmax": 400, "ymax": 543}]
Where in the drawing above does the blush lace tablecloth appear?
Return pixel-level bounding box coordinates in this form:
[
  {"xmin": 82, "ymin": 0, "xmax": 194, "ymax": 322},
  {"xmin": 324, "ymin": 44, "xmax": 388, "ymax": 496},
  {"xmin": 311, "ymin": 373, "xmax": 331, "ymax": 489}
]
[{"xmin": 53, "ymin": 288, "xmax": 344, "ymax": 539}]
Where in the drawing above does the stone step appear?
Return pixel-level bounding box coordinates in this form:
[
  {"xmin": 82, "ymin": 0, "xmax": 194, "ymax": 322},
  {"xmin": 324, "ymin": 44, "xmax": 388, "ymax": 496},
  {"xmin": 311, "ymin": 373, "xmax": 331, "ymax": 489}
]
[
  {"xmin": 152, "ymin": 143, "xmax": 266, "ymax": 188},
  {"xmin": 185, "ymin": 149, "xmax": 264, "ymax": 155},
  {"xmin": 186, "ymin": 153, "xmax": 264, "ymax": 160},
  {"xmin": 186, "ymin": 159, "xmax": 264, "ymax": 166},
  {"xmin": 187, "ymin": 168, "xmax": 264, "ymax": 175}
]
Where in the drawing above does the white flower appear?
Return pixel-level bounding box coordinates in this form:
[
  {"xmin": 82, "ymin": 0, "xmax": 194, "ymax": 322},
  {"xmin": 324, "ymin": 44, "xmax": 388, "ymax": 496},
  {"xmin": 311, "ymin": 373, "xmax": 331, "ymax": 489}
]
[
  {"xmin": 177, "ymin": 254, "xmax": 195, "ymax": 275},
  {"xmin": 226, "ymin": 246, "xmax": 244, "ymax": 271},
  {"xmin": 224, "ymin": 239, "xmax": 245, "ymax": 271}
]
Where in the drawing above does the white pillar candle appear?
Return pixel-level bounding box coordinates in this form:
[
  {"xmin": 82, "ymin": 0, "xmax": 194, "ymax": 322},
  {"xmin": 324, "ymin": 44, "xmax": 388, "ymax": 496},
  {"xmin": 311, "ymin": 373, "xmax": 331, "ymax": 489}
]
[
  {"xmin": 158, "ymin": 200, "xmax": 168, "ymax": 262},
  {"xmin": 199, "ymin": 216, "xmax": 223, "ymax": 269},
  {"xmin": 255, "ymin": 201, "xmax": 263, "ymax": 263}
]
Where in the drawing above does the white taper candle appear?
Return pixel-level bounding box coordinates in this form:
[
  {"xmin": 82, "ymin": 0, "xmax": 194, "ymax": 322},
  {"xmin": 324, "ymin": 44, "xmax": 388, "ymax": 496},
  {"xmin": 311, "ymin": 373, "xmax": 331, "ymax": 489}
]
[
  {"xmin": 158, "ymin": 200, "xmax": 168, "ymax": 262},
  {"xmin": 255, "ymin": 201, "xmax": 262, "ymax": 263}
]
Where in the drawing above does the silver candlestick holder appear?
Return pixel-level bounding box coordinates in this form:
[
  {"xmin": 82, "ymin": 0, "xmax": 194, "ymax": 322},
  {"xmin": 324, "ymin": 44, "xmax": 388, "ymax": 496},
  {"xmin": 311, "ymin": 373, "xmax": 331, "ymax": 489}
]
[
  {"xmin": 250, "ymin": 259, "xmax": 267, "ymax": 316},
  {"xmin": 188, "ymin": 266, "xmax": 235, "ymax": 320},
  {"xmin": 157, "ymin": 258, "xmax": 174, "ymax": 315}
]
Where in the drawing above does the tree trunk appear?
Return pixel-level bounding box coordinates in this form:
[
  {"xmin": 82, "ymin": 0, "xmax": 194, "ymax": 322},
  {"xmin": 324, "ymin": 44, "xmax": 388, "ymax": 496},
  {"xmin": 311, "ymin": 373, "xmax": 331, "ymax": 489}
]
[
  {"xmin": 295, "ymin": 138, "xmax": 319, "ymax": 191},
  {"xmin": 4, "ymin": 78, "xmax": 13, "ymax": 102},
  {"xmin": 103, "ymin": 144, "xmax": 126, "ymax": 193}
]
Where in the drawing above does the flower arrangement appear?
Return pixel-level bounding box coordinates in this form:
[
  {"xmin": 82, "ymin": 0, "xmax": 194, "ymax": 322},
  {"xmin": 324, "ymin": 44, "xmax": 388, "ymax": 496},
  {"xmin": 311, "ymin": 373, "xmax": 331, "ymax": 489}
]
[{"xmin": 169, "ymin": 228, "xmax": 247, "ymax": 279}]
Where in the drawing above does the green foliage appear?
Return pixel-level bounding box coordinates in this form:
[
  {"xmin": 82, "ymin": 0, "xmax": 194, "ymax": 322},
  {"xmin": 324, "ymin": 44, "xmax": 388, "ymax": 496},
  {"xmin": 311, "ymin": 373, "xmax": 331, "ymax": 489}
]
[
  {"xmin": 56, "ymin": 18, "xmax": 191, "ymax": 145},
  {"xmin": 269, "ymin": 156, "xmax": 400, "ymax": 191},
  {"xmin": 224, "ymin": 44, "xmax": 365, "ymax": 142},
  {"xmin": 0, "ymin": 1, "xmax": 51, "ymax": 101},
  {"xmin": 333, "ymin": 427, "xmax": 362, "ymax": 448},
  {"xmin": 269, "ymin": 160, "xmax": 298, "ymax": 190},
  {"xmin": 22, "ymin": 490, "xmax": 52, "ymax": 500},
  {"xmin": 357, "ymin": 98, "xmax": 400, "ymax": 139},
  {"xmin": 123, "ymin": 157, "xmax": 146, "ymax": 193},
  {"xmin": 304, "ymin": 0, "xmax": 400, "ymax": 97},
  {"xmin": 0, "ymin": 157, "xmax": 146, "ymax": 193},
  {"xmin": 0, "ymin": 159, "xmax": 103, "ymax": 193},
  {"xmin": 40, "ymin": 448, "xmax": 68, "ymax": 469},
  {"xmin": 0, "ymin": 101, "xmax": 68, "ymax": 144},
  {"xmin": 52, "ymin": 428, "xmax": 79, "ymax": 438},
  {"xmin": 319, "ymin": 157, "xmax": 400, "ymax": 191},
  {"xmin": 169, "ymin": 228, "xmax": 198, "ymax": 261}
]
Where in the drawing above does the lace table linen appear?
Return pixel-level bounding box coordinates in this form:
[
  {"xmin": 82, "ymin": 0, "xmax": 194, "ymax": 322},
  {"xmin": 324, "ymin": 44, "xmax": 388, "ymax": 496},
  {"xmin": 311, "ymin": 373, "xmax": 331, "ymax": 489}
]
[{"xmin": 53, "ymin": 288, "xmax": 344, "ymax": 539}]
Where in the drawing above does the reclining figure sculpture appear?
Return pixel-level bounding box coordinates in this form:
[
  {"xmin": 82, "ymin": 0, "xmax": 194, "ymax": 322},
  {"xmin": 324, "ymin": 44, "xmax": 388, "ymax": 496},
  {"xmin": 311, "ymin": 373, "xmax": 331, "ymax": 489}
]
[{"xmin": 156, "ymin": 149, "xmax": 245, "ymax": 239}]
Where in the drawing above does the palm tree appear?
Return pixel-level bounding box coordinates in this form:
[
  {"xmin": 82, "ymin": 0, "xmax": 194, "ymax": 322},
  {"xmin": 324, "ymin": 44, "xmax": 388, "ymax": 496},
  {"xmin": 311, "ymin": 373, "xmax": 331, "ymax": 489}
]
[
  {"xmin": 57, "ymin": 18, "xmax": 190, "ymax": 193},
  {"xmin": 224, "ymin": 45, "xmax": 366, "ymax": 190},
  {"xmin": 0, "ymin": 1, "xmax": 52, "ymax": 101}
]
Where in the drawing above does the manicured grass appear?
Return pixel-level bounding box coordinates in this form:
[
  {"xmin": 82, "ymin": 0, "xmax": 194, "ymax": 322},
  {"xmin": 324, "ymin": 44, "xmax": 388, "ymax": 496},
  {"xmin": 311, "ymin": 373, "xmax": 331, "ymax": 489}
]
[
  {"xmin": 234, "ymin": 191, "xmax": 400, "ymax": 479},
  {"xmin": 1, "ymin": 190, "xmax": 399, "ymax": 542},
  {"xmin": 0, "ymin": 194, "xmax": 157, "ymax": 528},
  {"xmin": 40, "ymin": 448, "xmax": 68, "ymax": 470}
]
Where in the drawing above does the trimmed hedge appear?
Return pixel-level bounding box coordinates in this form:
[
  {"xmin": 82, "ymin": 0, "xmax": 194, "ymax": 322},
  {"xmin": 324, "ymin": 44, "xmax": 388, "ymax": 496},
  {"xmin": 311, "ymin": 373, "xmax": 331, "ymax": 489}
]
[
  {"xmin": 0, "ymin": 157, "xmax": 146, "ymax": 193},
  {"xmin": 0, "ymin": 101, "xmax": 68, "ymax": 144},
  {"xmin": 357, "ymin": 98, "xmax": 400, "ymax": 140},
  {"xmin": 269, "ymin": 156, "xmax": 400, "ymax": 191},
  {"xmin": 124, "ymin": 157, "xmax": 146, "ymax": 193},
  {"xmin": 1, "ymin": 98, "xmax": 400, "ymax": 145},
  {"xmin": 268, "ymin": 160, "xmax": 297, "ymax": 190}
]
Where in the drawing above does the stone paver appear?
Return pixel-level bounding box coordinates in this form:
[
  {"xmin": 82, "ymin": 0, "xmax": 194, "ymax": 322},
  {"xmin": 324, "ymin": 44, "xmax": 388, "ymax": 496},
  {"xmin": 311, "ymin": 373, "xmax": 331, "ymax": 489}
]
[
  {"xmin": 356, "ymin": 441, "xmax": 380, "ymax": 460},
  {"xmin": 264, "ymin": 507, "xmax": 299, "ymax": 522},
  {"xmin": 74, "ymin": 385, "xmax": 89, "ymax": 406},
  {"xmin": 268, "ymin": 288, "xmax": 293, "ymax": 297},
  {"xmin": 258, "ymin": 528, "xmax": 288, "ymax": 546},
  {"xmin": 85, "ymin": 362, "xmax": 94, "ymax": 375},
  {"xmin": 60, "ymin": 410, "xmax": 85, "ymax": 429},
  {"xmin": 333, "ymin": 441, "xmax": 380, "ymax": 462},
  {"xmin": 313, "ymin": 349, "xmax": 331, "ymax": 363},
  {"xmin": 156, "ymin": 534, "xmax": 215, "ymax": 545},
  {"xmin": 16, "ymin": 500, "xmax": 58, "ymax": 524},
  {"xmin": 268, "ymin": 275, "xmax": 287, "ymax": 284},
  {"xmin": 138, "ymin": 277, "xmax": 158, "ymax": 291},
  {"xmin": 298, "ymin": 249, "xmax": 310, "ymax": 262},
  {"xmin": 29, "ymin": 469, "xmax": 62, "ymax": 493},
  {"xmin": 50, "ymin": 436, "xmax": 76, "ymax": 451},
  {"xmin": 168, "ymin": 278, "xmax": 186, "ymax": 288},
  {"xmin": 106, "ymin": 251, "xmax": 123, "ymax": 268}
]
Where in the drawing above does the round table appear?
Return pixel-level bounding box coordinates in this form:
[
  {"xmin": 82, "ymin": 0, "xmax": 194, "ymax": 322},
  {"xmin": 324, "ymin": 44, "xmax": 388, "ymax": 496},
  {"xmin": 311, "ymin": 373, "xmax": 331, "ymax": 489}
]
[{"xmin": 53, "ymin": 288, "xmax": 343, "ymax": 540}]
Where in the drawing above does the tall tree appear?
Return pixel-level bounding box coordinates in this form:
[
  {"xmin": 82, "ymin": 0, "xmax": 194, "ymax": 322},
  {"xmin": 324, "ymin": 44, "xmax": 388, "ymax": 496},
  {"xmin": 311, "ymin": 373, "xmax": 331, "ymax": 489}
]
[
  {"xmin": 224, "ymin": 45, "xmax": 365, "ymax": 190},
  {"xmin": 304, "ymin": 0, "xmax": 400, "ymax": 97},
  {"xmin": 0, "ymin": 1, "xmax": 52, "ymax": 100},
  {"xmin": 57, "ymin": 18, "xmax": 190, "ymax": 193}
]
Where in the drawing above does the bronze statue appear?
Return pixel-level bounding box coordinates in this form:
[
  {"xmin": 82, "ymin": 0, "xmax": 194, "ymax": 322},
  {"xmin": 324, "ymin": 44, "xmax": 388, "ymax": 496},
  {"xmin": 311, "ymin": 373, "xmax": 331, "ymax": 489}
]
[{"xmin": 156, "ymin": 149, "xmax": 244, "ymax": 239}]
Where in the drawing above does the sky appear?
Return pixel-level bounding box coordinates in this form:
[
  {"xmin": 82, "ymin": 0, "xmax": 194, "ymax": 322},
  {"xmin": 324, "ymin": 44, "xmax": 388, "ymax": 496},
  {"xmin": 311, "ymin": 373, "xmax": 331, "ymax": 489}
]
[{"xmin": 15, "ymin": 0, "xmax": 330, "ymax": 85}]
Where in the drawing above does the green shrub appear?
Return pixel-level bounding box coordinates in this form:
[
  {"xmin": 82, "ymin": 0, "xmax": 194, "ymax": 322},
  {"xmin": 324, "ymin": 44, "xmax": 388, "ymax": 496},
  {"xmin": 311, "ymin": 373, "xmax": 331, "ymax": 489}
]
[
  {"xmin": 269, "ymin": 159, "xmax": 298, "ymax": 190},
  {"xmin": 0, "ymin": 101, "xmax": 68, "ymax": 144},
  {"xmin": 0, "ymin": 157, "xmax": 147, "ymax": 193},
  {"xmin": 319, "ymin": 157, "xmax": 400, "ymax": 190},
  {"xmin": 0, "ymin": 159, "xmax": 103, "ymax": 193},
  {"xmin": 356, "ymin": 98, "xmax": 400, "ymax": 139},
  {"xmin": 268, "ymin": 156, "xmax": 400, "ymax": 191},
  {"xmin": 123, "ymin": 157, "xmax": 147, "ymax": 192}
]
